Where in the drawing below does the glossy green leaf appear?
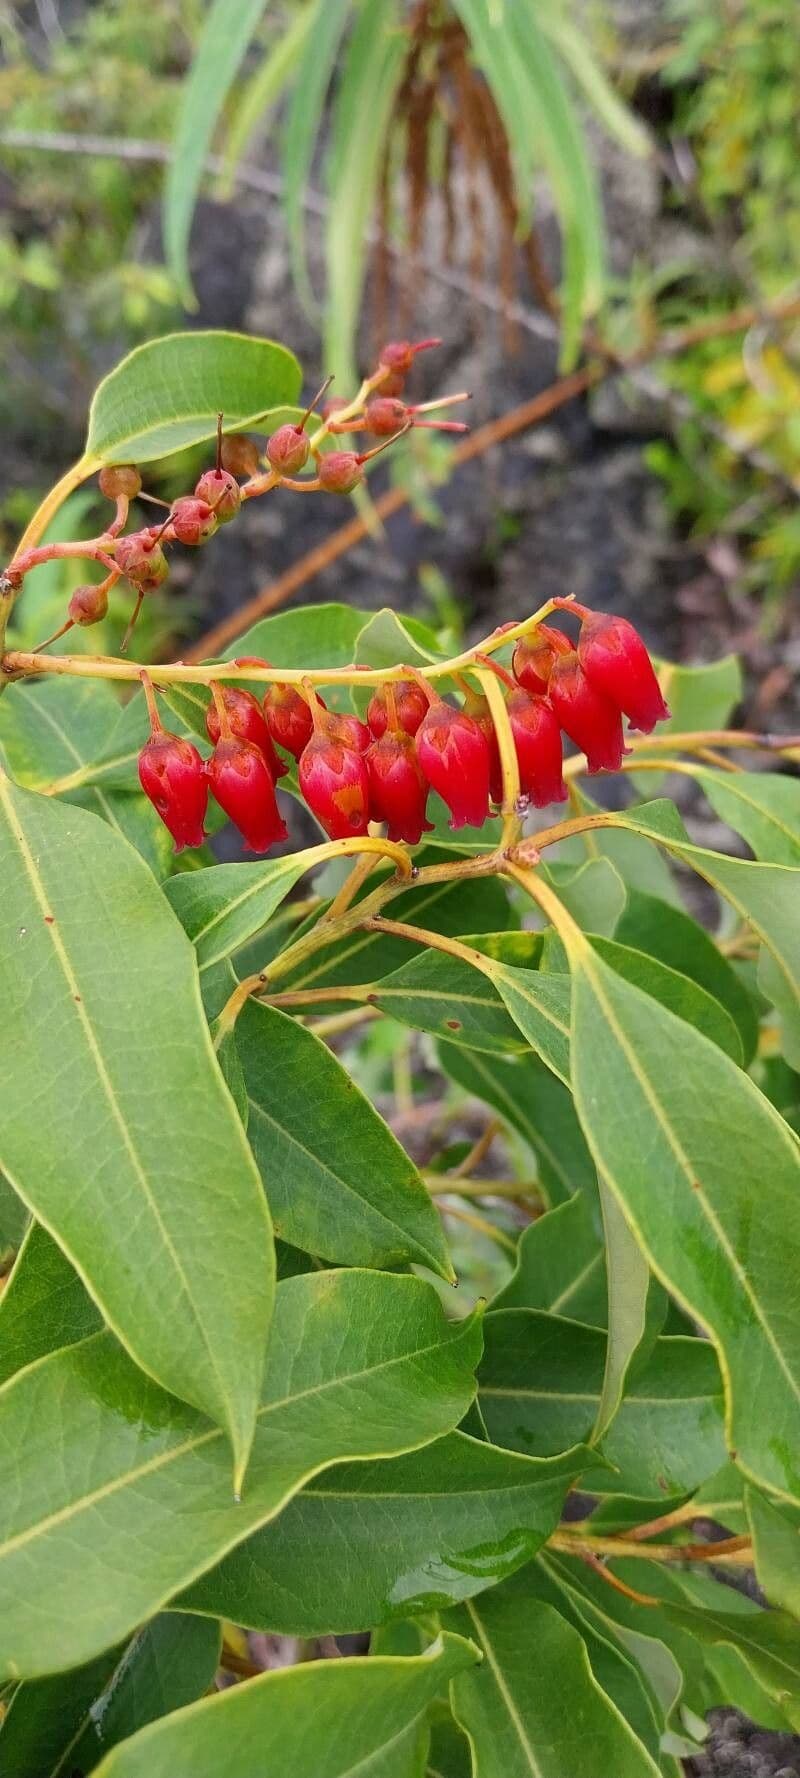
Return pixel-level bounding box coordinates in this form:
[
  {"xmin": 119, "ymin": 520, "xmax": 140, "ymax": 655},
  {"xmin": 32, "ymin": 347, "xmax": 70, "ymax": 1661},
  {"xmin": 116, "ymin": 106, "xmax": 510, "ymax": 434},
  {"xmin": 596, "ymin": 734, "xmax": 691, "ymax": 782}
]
[
  {"xmin": 180, "ymin": 1432, "xmax": 593, "ymax": 1633},
  {"xmin": 0, "ymin": 1616, "xmax": 221, "ymax": 1778},
  {"xmin": 0, "ymin": 775, "xmax": 273, "ymax": 1475},
  {"xmin": 221, "ymin": 4, "xmax": 312, "ymax": 183},
  {"xmin": 92, "ymin": 1635, "xmax": 478, "ymax": 1778},
  {"xmin": 223, "ymin": 600, "xmax": 367, "ymax": 671},
  {"xmin": 615, "ymin": 888, "xmax": 758, "ymax": 1064},
  {"xmin": 448, "ymin": 1572, "xmax": 660, "ymax": 1778},
  {"xmin": 541, "ymin": 929, "xmax": 744, "ymax": 1062},
  {"xmin": 0, "ymin": 1176, "xmax": 28, "ymax": 1264},
  {"xmin": 479, "ymin": 961, "xmax": 572, "ymax": 1084},
  {"xmin": 283, "ymin": 0, "xmax": 352, "ymax": 314},
  {"xmin": 493, "ymin": 1194, "xmax": 606, "ymax": 1324},
  {"xmin": 478, "ymin": 1313, "xmax": 725, "ymax": 1497},
  {"xmin": 237, "ymin": 1000, "xmax": 452, "ymax": 1275},
  {"xmin": 557, "ymin": 788, "xmax": 682, "ymax": 907},
  {"xmin": 568, "ymin": 936, "xmax": 800, "ymax": 1501},
  {"xmin": 84, "ymin": 331, "xmax": 302, "ymax": 465},
  {"xmin": 595, "ymin": 1176, "xmax": 651, "ymax": 1443},
  {"xmin": 746, "ymin": 1485, "xmax": 800, "ymax": 1617},
  {"xmin": 166, "ymin": 842, "xmax": 330, "ymax": 972},
  {"xmin": 632, "ymin": 653, "xmax": 742, "ymax": 793},
  {"xmin": 277, "ymin": 874, "xmax": 514, "ymax": 996},
  {"xmin": 373, "ymin": 950, "xmax": 532, "ymax": 1057},
  {"xmin": 542, "ymin": 857, "xmax": 626, "ymax": 939},
  {"xmin": 0, "ymin": 1270, "xmax": 481, "ymax": 1679},
  {"xmin": 0, "ymin": 1221, "xmax": 102, "ymax": 1386},
  {"xmin": 692, "ymin": 766, "xmax": 800, "ymax": 866},
  {"xmin": 164, "ymin": 0, "xmax": 267, "ymax": 304},
  {"xmin": 437, "ymin": 1046, "xmax": 596, "ymax": 1207},
  {"xmin": 658, "ymin": 1588, "xmax": 800, "ymax": 1734}
]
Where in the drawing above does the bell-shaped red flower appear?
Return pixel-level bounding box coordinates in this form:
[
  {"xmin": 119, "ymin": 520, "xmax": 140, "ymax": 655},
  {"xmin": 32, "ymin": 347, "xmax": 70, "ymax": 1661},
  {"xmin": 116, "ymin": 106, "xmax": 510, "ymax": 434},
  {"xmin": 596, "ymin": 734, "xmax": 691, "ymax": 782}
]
[
  {"xmin": 366, "ymin": 730, "xmax": 433, "ymax": 844},
  {"xmin": 548, "ymin": 651, "xmax": 627, "ymax": 774},
  {"xmin": 507, "ymin": 689, "xmax": 568, "ymax": 806},
  {"xmin": 367, "ymin": 679, "xmax": 429, "ymax": 739},
  {"xmin": 263, "ymin": 683, "xmax": 319, "ymax": 760},
  {"xmin": 205, "ymin": 685, "xmax": 287, "ymax": 779},
  {"xmin": 415, "ymin": 697, "xmax": 491, "ymax": 829},
  {"xmin": 512, "ymin": 624, "xmax": 569, "ymax": 696},
  {"xmin": 578, "ymin": 611, "xmax": 670, "ymax": 734},
  {"xmin": 207, "ymin": 738, "xmax": 288, "ymax": 853},
  {"xmin": 138, "ymin": 731, "xmax": 208, "ymax": 852},
  {"xmin": 326, "ymin": 712, "xmax": 372, "ymax": 753},
  {"xmin": 299, "ymin": 730, "xmax": 371, "ymax": 840}
]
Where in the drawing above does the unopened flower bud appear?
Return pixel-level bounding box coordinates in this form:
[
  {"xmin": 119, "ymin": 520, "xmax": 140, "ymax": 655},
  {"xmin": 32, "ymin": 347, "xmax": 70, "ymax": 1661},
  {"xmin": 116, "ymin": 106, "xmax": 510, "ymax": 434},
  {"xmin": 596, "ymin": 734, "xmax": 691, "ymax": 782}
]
[
  {"xmin": 366, "ymin": 730, "xmax": 432, "ymax": 844},
  {"xmin": 138, "ymin": 731, "xmax": 208, "ymax": 852},
  {"xmin": 263, "ymin": 683, "xmax": 320, "ymax": 760},
  {"xmin": 195, "ymin": 468, "xmax": 241, "ymax": 523},
  {"xmin": 205, "ymin": 685, "xmax": 287, "ymax": 779},
  {"xmin": 317, "ymin": 451, "xmax": 363, "ymax": 494},
  {"xmin": 577, "ymin": 611, "xmax": 670, "ymax": 734},
  {"xmin": 220, "ymin": 433, "xmax": 261, "ymax": 478},
  {"xmin": 415, "ymin": 698, "xmax": 491, "ymax": 830},
  {"xmin": 99, "ymin": 464, "xmax": 141, "ymax": 500},
  {"xmin": 266, "ymin": 424, "xmax": 311, "ymax": 477},
  {"xmin": 207, "ymin": 738, "xmax": 288, "ymax": 853},
  {"xmin": 506, "ymin": 688, "xmax": 567, "ymax": 807},
  {"xmin": 367, "ymin": 679, "xmax": 429, "ymax": 739},
  {"xmin": 114, "ymin": 532, "xmax": 168, "ymax": 592},
  {"xmin": 170, "ymin": 497, "xmax": 218, "ymax": 547},
  {"xmin": 363, "ymin": 397, "xmax": 409, "ymax": 437},
  {"xmin": 376, "ymin": 338, "xmax": 441, "ymax": 396},
  {"xmin": 299, "ymin": 732, "xmax": 370, "ymax": 839},
  {"xmin": 548, "ymin": 650, "xmax": 627, "ymax": 773},
  {"xmin": 512, "ymin": 625, "xmax": 569, "ymax": 696},
  {"xmin": 68, "ymin": 582, "xmax": 108, "ymax": 627}
]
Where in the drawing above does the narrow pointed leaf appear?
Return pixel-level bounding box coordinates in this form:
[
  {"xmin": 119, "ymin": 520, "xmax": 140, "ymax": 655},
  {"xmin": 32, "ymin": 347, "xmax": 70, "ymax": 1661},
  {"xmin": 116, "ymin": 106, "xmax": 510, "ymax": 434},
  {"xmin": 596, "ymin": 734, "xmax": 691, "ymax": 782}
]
[
  {"xmin": 594, "ymin": 1175, "xmax": 651, "ymax": 1442},
  {"xmin": 0, "ymin": 1270, "xmax": 481, "ymax": 1679},
  {"xmin": 0, "ymin": 776, "xmax": 273, "ymax": 1474},
  {"xmin": 0, "ymin": 1221, "xmax": 102, "ymax": 1386},
  {"xmin": 615, "ymin": 888, "xmax": 758, "ymax": 1064},
  {"xmin": 692, "ymin": 766, "xmax": 800, "ymax": 866},
  {"xmin": 493, "ymin": 1195, "xmax": 606, "ymax": 1323},
  {"xmin": 746, "ymin": 1485, "xmax": 800, "ymax": 1617},
  {"xmin": 179, "ymin": 1433, "xmax": 593, "ymax": 1633}
]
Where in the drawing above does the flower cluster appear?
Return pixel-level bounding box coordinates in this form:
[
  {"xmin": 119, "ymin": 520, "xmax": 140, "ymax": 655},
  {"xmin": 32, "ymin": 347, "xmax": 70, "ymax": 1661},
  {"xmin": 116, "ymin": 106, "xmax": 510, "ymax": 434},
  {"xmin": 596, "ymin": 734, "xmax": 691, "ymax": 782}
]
[{"xmin": 137, "ymin": 606, "xmax": 669, "ymax": 854}]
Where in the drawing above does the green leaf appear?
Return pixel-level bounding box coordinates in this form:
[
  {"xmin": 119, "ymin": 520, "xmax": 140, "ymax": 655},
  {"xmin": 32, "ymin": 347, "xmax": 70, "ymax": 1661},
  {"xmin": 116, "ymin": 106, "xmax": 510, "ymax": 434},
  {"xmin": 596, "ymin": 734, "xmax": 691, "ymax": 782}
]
[
  {"xmin": 372, "ymin": 949, "xmax": 534, "ymax": 1057},
  {"xmin": 594, "ymin": 1175, "xmax": 651, "ymax": 1443},
  {"xmin": 237, "ymin": 999, "xmax": 453, "ymax": 1275},
  {"xmin": 277, "ymin": 874, "xmax": 514, "ymax": 996},
  {"xmin": 221, "ymin": 4, "xmax": 313, "ymax": 184},
  {"xmin": 692, "ymin": 766, "xmax": 800, "ymax": 866},
  {"xmin": 542, "ymin": 857, "xmax": 626, "ymax": 939},
  {"xmin": 746, "ymin": 1485, "xmax": 800, "ymax": 1617},
  {"xmin": 632, "ymin": 653, "xmax": 742, "ymax": 793},
  {"xmin": 84, "ymin": 331, "xmax": 302, "ymax": 465},
  {"xmin": 615, "ymin": 888, "xmax": 759, "ymax": 1064},
  {"xmin": 0, "ymin": 776, "xmax": 273, "ymax": 1477},
  {"xmin": 437, "ymin": 1047, "xmax": 596, "ymax": 1207},
  {"xmin": 0, "ymin": 1616, "xmax": 221, "ymax": 1778},
  {"xmin": 479, "ymin": 960, "xmax": 572, "ymax": 1084},
  {"xmin": 351, "ymin": 609, "xmax": 445, "ymax": 716},
  {"xmin": 165, "ymin": 843, "xmax": 329, "ymax": 972},
  {"xmin": 0, "ymin": 1221, "xmax": 102, "ymax": 1387},
  {"xmin": 493, "ymin": 1194, "xmax": 606, "ymax": 1323},
  {"xmin": 478, "ymin": 1314, "xmax": 725, "ymax": 1497},
  {"xmin": 0, "ymin": 1176, "xmax": 28, "ymax": 1264},
  {"xmin": 568, "ymin": 937, "xmax": 800, "ymax": 1501},
  {"xmin": 223, "ymin": 599, "xmax": 367, "ymax": 670},
  {"xmin": 92, "ymin": 1635, "xmax": 479, "ymax": 1778},
  {"xmin": 538, "ymin": 11, "xmax": 651, "ymax": 158},
  {"xmin": 589, "ymin": 936, "xmax": 744, "ymax": 1062},
  {"xmin": 448, "ymin": 1573, "xmax": 660, "ymax": 1778},
  {"xmin": 164, "ymin": 0, "xmax": 269, "ymax": 305},
  {"xmin": 282, "ymin": 0, "xmax": 352, "ymax": 315},
  {"xmin": 658, "ymin": 1589, "xmax": 800, "ymax": 1734},
  {"xmin": 557, "ymin": 788, "xmax": 682, "ymax": 907},
  {"xmin": 180, "ymin": 1432, "xmax": 592, "ymax": 1633},
  {"xmin": 0, "ymin": 1270, "xmax": 481, "ymax": 1679}
]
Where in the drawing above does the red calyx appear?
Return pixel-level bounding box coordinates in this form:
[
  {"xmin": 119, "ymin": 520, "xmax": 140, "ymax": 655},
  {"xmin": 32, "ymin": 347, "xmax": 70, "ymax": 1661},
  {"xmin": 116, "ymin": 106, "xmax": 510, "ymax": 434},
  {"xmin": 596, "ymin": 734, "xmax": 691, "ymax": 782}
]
[
  {"xmin": 195, "ymin": 468, "xmax": 241, "ymax": 523},
  {"xmin": 299, "ymin": 730, "xmax": 371, "ymax": 839},
  {"xmin": 317, "ymin": 451, "xmax": 363, "ymax": 494},
  {"xmin": 205, "ymin": 685, "xmax": 288, "ymax": 779},
  {"xmin": 326, "ymin": 711, "xmax": 372, "ymax": 753},
  {"xmin": 415, "ymin": 698, "xmax": 491, "ymax": 830},
  {"xmin": 512, "ymin": 625, "xmax": 569, "ymax": 696},
  {"xmin": 376, "ymin": 337, "xmax": 441, "ymax": 397},
  {"xmin": 366, "ymin": 730, "xmax": 433, "ymax": 844},
  {"xmin": 506, "ymin": 689, "xmax": 568, "ymax": 807},
  {"xmin": 367, "ymin": 679, "xmax": 429, "ymax": 739},
  {"xmin": 266, "ymin": 424, "xmax": 311, "ymax": 477},
  {"xmin": 577, "ymin": 611, "xmax": 670, "ymax": 734},
  {"xmin": 207, "ymin": 738, "xmax": 288, "ymax": 853},
  {"xmin": 220, "ymin": 434, "xmax": 260, "ymax": 478},
  {"xmin": 138, "ymin": 731, "xmax": 208, "ymax": 852},
  {"xmin": 170, "ymin": 497, "xmax": 218, "ymax": 547},
  {"xmin": 364, "ymin": 397, "xmax": 410, "ymax": 437},
  {"xmin": 68, "ymin": 582, "xmax": 108, "ymax": 627},
  {"xmin": 263, "ymin": 683, "xmax": 320, "ymax": 760},
  {"xmin": 548, "ymin": 651, "xmax": 627, "ymax": 774},
  {"xmin": 114, "ymin": 532, "xmax": 168, "ymax": 591}
]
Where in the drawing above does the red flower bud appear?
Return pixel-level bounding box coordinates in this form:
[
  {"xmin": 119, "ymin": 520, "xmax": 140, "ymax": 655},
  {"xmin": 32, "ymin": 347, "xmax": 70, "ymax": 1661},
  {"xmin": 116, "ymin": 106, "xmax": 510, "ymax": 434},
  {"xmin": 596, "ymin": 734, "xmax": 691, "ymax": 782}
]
[
  {"xmin": 317, "ymin": 451, "xmax": 363, "ymax": 494},
  {"xmin": 512, "ymin": 625, "xmax": 569, "ymax": 696},
  {"xmin": 195, "ymin": 467, "xmax": 241, "ymax": 523},
  {"xmin": 363, "ymin": 397, "xmax": 409, "ymax": 437},
  {"xmin": 68, "ymin": 582, "xmax": 108, "ymax": 627},
  {"xmin": 266, "ymin": 424, "xmax": 311, "ymax": 477},
  {"xmin": 114, "ymin": 532, "xmax": 168, "ymax": 591},
  {"xmin": 378, "ymin": 337, "xmax": 441, "ymax": 376},
  {"xmin": 207, "ymin": 738, "xmax": 288, "ymax": 853},
  {"xmin": 138, "ymin": 731, "xmax": 208, "ymax": 852},
  {"xmin": 326, "ymin": 711, "xmax": 372, "ymax": 753},
  {"xmin": 99, "ymin": 464, "xmax": 142, "ymax": 500},
  {"xmin": 415, "ymin": 698, "xmax": 491, "ymax": 829},
  {"xmin": 366, "ymin": 730, "xmax": 433, "ymax": 844},
  {"xmin": 263, "ymin": 683, "xmax": 321, "ymax": 760},
  {"xmin": 170, "ymin": 497, "xmax": 218, "ymax": 547},
  {"xmin": 299, "ymin": 733, "xmax": 371, "ymax": 839},
  {"xmin": 548, "ymin": 651, "xmax": 627, "ymax": 773},
  {"xmin": 577, "ymin": 611, "xmax": 670, "ymax": 734},
  {"xmin": 205, "ymin": 686, "xmax": 287, "ymax": 778},
  {"xmin": 367, "ymin": 679, "xmax": 429, "ymax": 739},
  {"xmin": 506, "ymin": 689, "xmax": 568, "ymax": 807},
  {"xmin": 220, "ymin": 433, "xmax": 260, "ymax": 478}
]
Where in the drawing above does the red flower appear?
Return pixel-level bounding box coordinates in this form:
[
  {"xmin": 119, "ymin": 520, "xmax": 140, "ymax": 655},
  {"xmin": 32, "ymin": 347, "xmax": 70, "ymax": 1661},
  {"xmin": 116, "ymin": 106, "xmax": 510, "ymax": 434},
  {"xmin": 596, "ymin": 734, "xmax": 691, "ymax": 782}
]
[
  {"xmin": 506, "ymin": 689, "xmax": 568, "ymax": 806},
  {"xmin": 548, "ymin": 651, "xmax": 627, "ymax": 773},
  {"xmin": 415, "ymin": 699, "xmax": 491, "ymax": 829},
  {"xmin": 263, "ymin": 684, "xmax": 318, "ymax": 760},
  {"xmin": 367, "ymin": 680, "xmax": 429, "ymax": 739},
  {"xmin": 366, "ymin": 730, "xmax": 433, "ymax": 844},
  {"xmin": 512, "ymin": 624, "xmax": 569, "ymax": 696},
  {"xmin": 205, "ymin": 686, "xmax": 287, "ymax": 779},
  {"xmin": 138, "ymin": 732, "xmax": 208, "ymax": 852},
  {"xmin": 578, "ymin": 612, "xmax": 670, "ymax": 734},
  {"xmin": 299, "ymin": 733, "xmax": 371, "ymax": 839},
  {"xmin": 207, "ymin": 738, "xmax": 288, "ymax": 853}
]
